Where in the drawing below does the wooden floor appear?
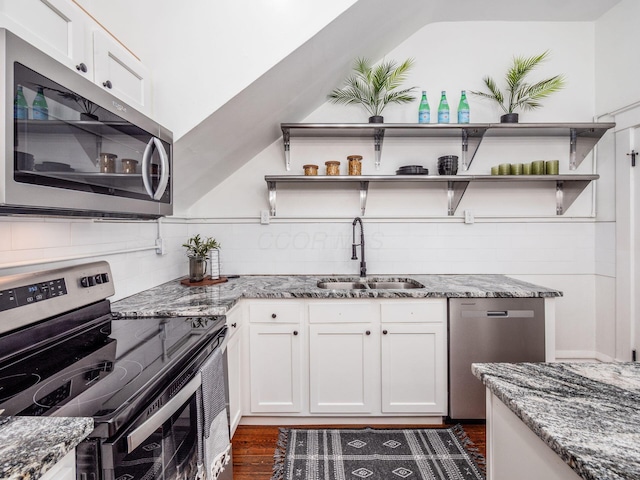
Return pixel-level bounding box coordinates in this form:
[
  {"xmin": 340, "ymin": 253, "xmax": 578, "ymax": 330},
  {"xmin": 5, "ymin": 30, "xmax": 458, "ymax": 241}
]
[{"xmin": 231, "ymin": 423, "xmax": 486, "ymax": 480}]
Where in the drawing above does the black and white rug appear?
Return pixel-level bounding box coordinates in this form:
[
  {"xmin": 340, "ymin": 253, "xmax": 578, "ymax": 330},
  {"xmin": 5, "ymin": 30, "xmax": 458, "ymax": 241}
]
[{"xmin": 272, "ymin": 426, "xmax": 485, "ymax": 480}]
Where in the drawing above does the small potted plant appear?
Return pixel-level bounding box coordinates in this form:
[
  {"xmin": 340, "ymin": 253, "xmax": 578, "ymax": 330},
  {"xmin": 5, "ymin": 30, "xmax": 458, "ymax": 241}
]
[
  {"xmin": 470, "ymin": 50, "xmax": 565, "ymax": 123},
  {"xmin": 328, "ymin": 57, "xmax": 417, "ymax": 123},
  {"xmin": 183, "ymin": 234, "xmax": 221, "ymax": 282}
]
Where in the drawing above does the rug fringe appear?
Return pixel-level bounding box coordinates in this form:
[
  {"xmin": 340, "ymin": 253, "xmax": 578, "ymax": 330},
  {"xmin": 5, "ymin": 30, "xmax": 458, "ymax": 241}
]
[
  {"xmin": 452, "ymin": 423, "xmax": 487, "ymax": 477},
  {"xmin": 270, "ymin": 427, "xmax": 289, "ymax": 480}
]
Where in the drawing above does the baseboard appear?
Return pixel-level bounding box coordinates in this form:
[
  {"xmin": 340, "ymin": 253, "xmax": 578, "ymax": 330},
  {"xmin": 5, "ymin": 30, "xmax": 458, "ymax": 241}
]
[
  {"xmin": 239, "ymin": 416, "xmax": 445, "ymax": 426},
  {"xmin": 555, "ymin": 350, "xmax": 613, "ymax": 362}
]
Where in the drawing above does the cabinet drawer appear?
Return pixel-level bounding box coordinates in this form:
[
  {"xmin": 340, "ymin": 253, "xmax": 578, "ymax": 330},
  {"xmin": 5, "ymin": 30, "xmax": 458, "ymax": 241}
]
[
  {"xmin": 308, "ymin": 301, "xmax": 377, "ymax": 323},
  {"xmin": 380, "ymin": 299, "xmax": 446, "ymax": 323},
  {"xmin": 249, "ymin": 302, "xmax": 301, "ymax": 323}
]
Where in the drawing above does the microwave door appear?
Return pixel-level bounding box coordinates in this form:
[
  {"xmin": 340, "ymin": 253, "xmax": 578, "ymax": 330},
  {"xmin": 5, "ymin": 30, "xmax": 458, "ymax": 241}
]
[{"xmin": 142, "ymin": 137, "xmax": 170, "ymax": 200}]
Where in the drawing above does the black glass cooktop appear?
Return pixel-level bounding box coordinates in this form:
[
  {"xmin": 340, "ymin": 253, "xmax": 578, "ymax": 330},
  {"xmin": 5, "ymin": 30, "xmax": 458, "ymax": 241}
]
[{"xmin": 0, "ymin": 304, "xmax": 225, "ymax": 422}]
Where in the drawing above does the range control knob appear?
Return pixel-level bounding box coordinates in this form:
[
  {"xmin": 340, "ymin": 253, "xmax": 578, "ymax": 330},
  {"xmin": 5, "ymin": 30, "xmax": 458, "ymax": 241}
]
[
  {"xmin": 101, "ymin": 273, "xmax": 109, "ymax": 283},
  {"xmin": 95, "ymin": 274, "xmax": 103, "ymax": 284},
  {"xmin": 80, "ymin": 276, "xmax": 94, "ymax": 288}
]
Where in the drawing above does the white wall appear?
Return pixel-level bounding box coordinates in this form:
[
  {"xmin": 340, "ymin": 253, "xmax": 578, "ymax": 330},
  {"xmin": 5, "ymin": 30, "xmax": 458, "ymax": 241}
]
[{"xmin": 0, "ymin": 218, "xmax": 188, "ymax": 301}]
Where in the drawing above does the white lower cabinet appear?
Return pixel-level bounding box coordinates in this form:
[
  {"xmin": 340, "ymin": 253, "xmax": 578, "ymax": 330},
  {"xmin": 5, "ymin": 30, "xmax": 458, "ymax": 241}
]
[
  {"xmin": 225, "ymin": 305, "xmax": 243, "ymax": 437},
  {"xmin": 248, "ymin": 301, "xmax": 303, "ymax": 413},
  {"xmin": 309, "ymin": 323, "xmax": 376, "ymax": 413},
  {"xmin": 380, "ymin": 323, "xmax": 446, "ymax": 414},
  {"xmin": 245, "ymin": 298, "xmax": 447, "ymax": 418}
]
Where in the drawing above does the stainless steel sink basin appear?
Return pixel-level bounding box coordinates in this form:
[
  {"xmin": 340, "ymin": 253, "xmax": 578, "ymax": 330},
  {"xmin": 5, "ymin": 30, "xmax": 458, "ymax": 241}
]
[
  {"xmin": 367, "ymin": 281, "xmax": 423, "ymax": 289},
  {"xmin": 317, "ymin": 278, "xmax": 424, "ymax": 290},
  {"xmin": 316, "ymin": 281, "xmax": 368, "ymax": 290}
]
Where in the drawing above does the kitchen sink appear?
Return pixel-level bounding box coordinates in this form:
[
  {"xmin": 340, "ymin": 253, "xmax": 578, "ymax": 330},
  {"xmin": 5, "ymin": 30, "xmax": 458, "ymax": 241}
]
[{"xmin": 317, "ymin": 278, "xmax": 425, "ymax": 290}]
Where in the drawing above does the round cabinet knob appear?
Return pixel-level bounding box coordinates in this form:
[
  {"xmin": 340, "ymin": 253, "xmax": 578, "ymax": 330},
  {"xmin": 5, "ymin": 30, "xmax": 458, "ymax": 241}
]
[
  {"xmin": 231, "ymin": 323, "xmax": 237, "ymax": 328},
  {"xmin": 382, "ymin": 330, "xmax": 388, "ymax": 335},
  {"xmin": 75, "ymin": 62, "xmax": 87, "ymax": 73},
  {"xmin": 293, "ymin": 330, "xmax": 299, "ymax": 336},
  {"xmin": 365, "ymin": 330, "xmax": 371, "ymax": 336},
  {"xmin": 271, "ymin": 313, "xmax": 277, "ymax": 319},
  {"xmin": 103, "ymin": 80, "xmax": 113, "ymax": 89}
]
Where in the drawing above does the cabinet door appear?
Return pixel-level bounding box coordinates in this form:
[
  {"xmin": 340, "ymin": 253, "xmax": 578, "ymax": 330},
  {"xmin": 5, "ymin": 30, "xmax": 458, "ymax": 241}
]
[
  {"xmin": 226, "ymin": 309, "xmax": 243, "ymax": 436},
  {"xmin": 249, "ymin": 323, "xmax": 302, "ymax": 413},
  {"xmin": 309, "ymin": 324, "xmax": 376, "ymax": 413},
  {"xmin": 380, "ymin": 323, "xmax": 447, "ymax": 414},
  {"xmin": 93, "ymin": 29, "xmax": 150, "ymax": 112},
  {"xmin": 0, "ymin": 0, "xmax": 88, "ymax": 73}
]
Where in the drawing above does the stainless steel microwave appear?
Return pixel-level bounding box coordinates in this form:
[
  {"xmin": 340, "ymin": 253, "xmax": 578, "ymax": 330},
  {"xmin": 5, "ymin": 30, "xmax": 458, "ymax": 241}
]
[{"xmin": 1, "ymin": 29, "xmax": 172, "ymax": 218}]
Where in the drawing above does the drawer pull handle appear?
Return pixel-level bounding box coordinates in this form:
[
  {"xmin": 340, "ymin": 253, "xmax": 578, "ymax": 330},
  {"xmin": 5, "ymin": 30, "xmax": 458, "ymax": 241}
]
[
  {"xmin": 75, "ymin": 62, "xmax": 87, "ymax": 73},
  {"xmin": 103, "ymin": 80, "xmax": 113, "ymax": 89},
  {"xmin": 231, "ymin": 323, "xmax": 237, "ymax": 328},
  {"xmin": 382, "ymin": 330, "xmax": 388, "ymax": 335},
  {"xmin": 293, "ymin": 330, "xmax": 299, "ymax": 336},
  {"xmin": 366, "ymin": 330, "xmax": 371, "ymax": 336},
  {"xmin": 271, "ymin": 313, "xmax": 277, "ymax": 319}
]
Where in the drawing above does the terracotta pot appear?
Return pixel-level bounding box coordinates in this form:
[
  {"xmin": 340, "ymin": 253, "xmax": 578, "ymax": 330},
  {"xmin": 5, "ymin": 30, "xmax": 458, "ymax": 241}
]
[{"xmin": 500, "ymin": 113, "xmax": 519, "ymax": 123}]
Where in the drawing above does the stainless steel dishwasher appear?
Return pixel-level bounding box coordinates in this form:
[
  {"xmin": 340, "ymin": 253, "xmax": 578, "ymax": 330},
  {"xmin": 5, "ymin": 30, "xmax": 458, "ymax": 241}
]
[{"xmin": 448, "ymin": 297, "xmax": 545, "ymax": 420}]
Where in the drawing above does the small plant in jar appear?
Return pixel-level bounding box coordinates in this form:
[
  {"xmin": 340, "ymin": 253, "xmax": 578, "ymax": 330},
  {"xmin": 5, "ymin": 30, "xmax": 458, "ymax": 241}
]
[{"xmin": 183, "ymin": 234, "xmax": 221, "ymax": 282}]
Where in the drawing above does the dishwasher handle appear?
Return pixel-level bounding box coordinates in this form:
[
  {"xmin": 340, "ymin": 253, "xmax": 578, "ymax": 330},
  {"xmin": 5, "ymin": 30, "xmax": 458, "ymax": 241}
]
[{"xmin": 461, "ymin": 310, "xmax": 535, "ymax": 318}]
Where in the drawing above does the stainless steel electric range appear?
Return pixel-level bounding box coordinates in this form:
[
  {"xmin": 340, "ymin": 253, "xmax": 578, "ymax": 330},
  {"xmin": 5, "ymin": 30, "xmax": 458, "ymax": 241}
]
[{"xmin": 0, "ymin": 261, "xmax": 230, "ymax": 480}]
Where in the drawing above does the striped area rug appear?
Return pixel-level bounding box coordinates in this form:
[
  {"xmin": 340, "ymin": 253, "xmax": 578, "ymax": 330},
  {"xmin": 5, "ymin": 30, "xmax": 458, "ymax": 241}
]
[{"xmin": 271, "ymin": 426, "xmax": 485, "ymax": 480}]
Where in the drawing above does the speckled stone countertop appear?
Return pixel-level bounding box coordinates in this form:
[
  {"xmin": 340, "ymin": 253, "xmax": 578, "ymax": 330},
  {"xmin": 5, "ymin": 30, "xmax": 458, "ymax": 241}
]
[
  {"xmin": 112, "ymin": 274, "xmax": 561, "ymax": 318},
  {"xmin": 472, "ymin": 362, "xmax": 640, "ymax": 480},
  {"xmin": 0, "ymin": 416, "xmax": 93, "ymax": 479}
]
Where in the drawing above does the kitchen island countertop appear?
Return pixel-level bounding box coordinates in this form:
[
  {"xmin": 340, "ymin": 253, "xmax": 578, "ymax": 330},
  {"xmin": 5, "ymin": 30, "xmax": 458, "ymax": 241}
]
[
  {"xmin": 0, "ymin": 416, "xmax": 93, "ymax": 479},
  {"xmin": 112, "ymin": 273, "xmax": 561, "ymax": 318},
  {"xmin": 472, "ymin": 362, "xmax": 640, "ymax": 480}
]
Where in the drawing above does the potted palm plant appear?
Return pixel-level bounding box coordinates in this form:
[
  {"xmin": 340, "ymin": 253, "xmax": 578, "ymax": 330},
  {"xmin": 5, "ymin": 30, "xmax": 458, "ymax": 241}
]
[
  {"xmin": 470, "ymin": 50, "xmax": 565, "ymax": 123},
  {"xmin": 183, "ymin": 234, "xmax": 221, "ymax": 282},
  {"xmin": 328, "ymin": 57, "xmax": 417, "ymax": 123}
]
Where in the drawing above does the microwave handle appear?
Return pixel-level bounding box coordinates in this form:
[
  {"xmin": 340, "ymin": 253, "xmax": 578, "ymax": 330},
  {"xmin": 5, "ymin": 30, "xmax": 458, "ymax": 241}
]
[
  {"xmin": 125, "ymin": 372, "xmax": 201, "ymax": 453},
  {"xmin": 141, "ymin": 137, "xmax": 170, "ymax": 200}
]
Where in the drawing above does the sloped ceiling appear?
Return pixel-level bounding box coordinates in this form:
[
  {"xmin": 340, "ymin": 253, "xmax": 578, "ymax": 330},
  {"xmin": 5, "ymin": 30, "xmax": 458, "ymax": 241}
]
[{"xmin": 172, "ymin": 0, "xmax": 620, "ymax": 213}]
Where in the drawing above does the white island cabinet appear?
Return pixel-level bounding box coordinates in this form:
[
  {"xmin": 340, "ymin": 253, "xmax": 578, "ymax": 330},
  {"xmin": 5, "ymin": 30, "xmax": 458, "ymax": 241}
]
[{"xmin": 40, "ymin": 449, "xmax": 75, "ymax": 480}]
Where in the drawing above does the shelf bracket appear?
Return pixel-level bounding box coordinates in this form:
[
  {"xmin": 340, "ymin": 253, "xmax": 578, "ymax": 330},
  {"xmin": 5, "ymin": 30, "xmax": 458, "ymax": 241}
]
[
  {"xmin": 447, "ymin": 180, "xmax": 470, "ymax": 216},
  {"xmin": 460, "ymin": 128, "xmax": 485, "ymax": 171},
  {"xmin": 556, "ymin": 179, "xmax": 591, "ymax": 215},
  {"xmin": 569, "ymin": 127, "xmax": 601, "ymax": 171},
  {"xmin": 267, "ymin": 180, "xmax": 277, "ymax": 216},
  {"xmin": 359, "ymin": 181, "xmax": 369, "ymax": 215},
  {"xmin": 373, "ymin": 128, "xmax": 385, "ymax": 170},
  {"xmin": 282, "ymin": 128, "xmax": 291, "ymax": 171}
]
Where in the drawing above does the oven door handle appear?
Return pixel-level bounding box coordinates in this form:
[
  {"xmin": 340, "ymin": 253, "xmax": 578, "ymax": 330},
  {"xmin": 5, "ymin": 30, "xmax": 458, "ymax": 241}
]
[{"xmin": 126, "ymin": 372, "xmax": 201, "ymax": 453}]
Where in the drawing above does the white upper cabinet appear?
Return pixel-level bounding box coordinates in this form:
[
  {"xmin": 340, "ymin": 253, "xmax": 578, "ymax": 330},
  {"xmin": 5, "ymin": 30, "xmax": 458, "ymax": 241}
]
[
  {"xmin": 0, "ymin": 0, "xmax": 151, "ymax": 114},
  {"xmin": 0, "ymin": 0, "xmax": 87, "ymax": 71},
  {"xmin": 93, "ymin": 29, "xmax": 150, "ymax": 112}
]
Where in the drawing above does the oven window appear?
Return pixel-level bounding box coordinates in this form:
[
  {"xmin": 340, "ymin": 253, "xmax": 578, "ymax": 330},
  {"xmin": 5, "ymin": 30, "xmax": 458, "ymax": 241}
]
[{"xmin": 114, "ymin": 396, "xmax": 198, "ymax": 480}]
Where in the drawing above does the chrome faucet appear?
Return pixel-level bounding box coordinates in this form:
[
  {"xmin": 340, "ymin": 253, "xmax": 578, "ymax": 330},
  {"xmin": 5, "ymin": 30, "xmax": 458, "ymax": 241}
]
[{"xmin": 351, "ymin": 217, "xmax": 366, "ymax": 278}]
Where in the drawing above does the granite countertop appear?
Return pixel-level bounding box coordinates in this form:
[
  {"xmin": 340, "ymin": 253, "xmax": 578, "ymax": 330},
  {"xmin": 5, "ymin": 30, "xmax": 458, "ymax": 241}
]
[
  {"xmin": 0, "ymin": 416, "xmax": 93, "ymax": 479},
  {"xmin": 472, "ymin": 362, "xmax": 640, "ymax": 480},
  {"xmin": 112, "ymin": 274, "xmax": 561, "ymax": 318}
]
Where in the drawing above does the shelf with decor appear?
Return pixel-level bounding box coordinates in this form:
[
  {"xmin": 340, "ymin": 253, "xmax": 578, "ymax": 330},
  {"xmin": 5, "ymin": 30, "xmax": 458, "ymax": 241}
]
[
  {"xmin": 264, "ymin": 174, "xmax": 599, "ymax": 217},
  {"xmin": 279, "ymin": 122, "xmax": 615, "ymax": 171}
]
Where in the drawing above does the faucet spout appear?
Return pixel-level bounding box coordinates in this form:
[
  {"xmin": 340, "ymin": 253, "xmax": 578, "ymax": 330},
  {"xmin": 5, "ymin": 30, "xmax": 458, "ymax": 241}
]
[{"xmin": 351, "ymin": 217, "xmax": 366, "ymax": 278}]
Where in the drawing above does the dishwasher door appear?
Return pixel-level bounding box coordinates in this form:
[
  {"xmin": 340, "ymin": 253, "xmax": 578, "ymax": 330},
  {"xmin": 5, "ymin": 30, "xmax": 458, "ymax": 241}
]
[{"xmin": 448, "ymin": 298, "xmax": 545, "ymax": 420}]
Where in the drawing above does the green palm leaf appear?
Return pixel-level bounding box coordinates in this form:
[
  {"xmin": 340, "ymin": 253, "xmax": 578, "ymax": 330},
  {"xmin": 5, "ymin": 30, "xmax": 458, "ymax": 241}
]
[
  {"xmin": 470, "ymin": 50, "xmax": 565, "ymax": 116},
  {"xmin": 328, "ymin": 57, "xmax": 417, "ymax": 119}
]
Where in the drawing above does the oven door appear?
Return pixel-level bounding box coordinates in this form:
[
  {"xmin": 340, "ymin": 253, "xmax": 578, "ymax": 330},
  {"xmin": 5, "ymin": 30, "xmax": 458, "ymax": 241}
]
[{"xmin": 101, "ymin": 373, "xmax": 201, "ymax": 480}]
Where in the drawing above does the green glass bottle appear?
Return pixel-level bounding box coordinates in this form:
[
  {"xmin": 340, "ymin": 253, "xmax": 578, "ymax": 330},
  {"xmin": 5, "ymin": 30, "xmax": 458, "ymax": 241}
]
[
  {"xmin": 32, "ymin": 86, "xmax": 48, "ymax": 120},
  {"xmin": 14, "ymin": 85, "xmax": 28, "ymax": 120},
  {"xmin": 418, "ymin": 91, "xmax": 430, "ymax": 124},
  {"xmin": 437, "ymin": 91, "xmax": 449, "ymax": 124},
  {"xmin": 457, "ymin": 90, "xmax": 470, "ymax": 124}
]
